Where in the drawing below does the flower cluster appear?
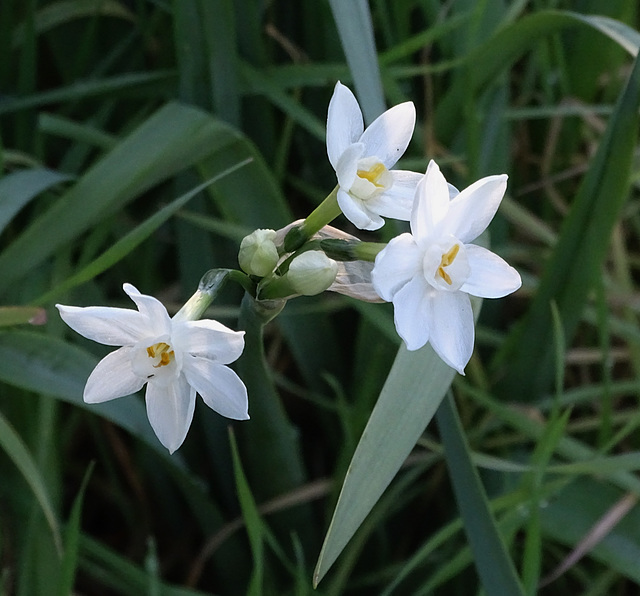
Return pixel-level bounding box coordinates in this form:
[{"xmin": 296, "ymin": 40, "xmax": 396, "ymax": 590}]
[{"xmin": 57, "ymin": 81, "xmax": 521, "ymax": 453}]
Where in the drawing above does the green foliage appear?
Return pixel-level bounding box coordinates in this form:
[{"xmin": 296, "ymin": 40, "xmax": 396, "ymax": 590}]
[{"xmin": 1, "ymin": 0, "xmax": 640, "ymax": 594}]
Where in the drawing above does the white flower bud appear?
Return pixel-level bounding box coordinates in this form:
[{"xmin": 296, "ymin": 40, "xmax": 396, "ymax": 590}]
[
  {"xmin": 288, "ymin": 251, "xmax": 338, "ymax": 296},
  {"xmin": 238, "ymin": 229, "xmax": 279, "ymax": 277}
]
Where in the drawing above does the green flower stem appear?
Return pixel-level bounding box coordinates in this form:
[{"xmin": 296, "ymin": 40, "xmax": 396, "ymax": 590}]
[
  {"xmin": 284, "ymin": 186, "xmax": 341, "ymax": 252},
  {"xmin": 236, "ymin": 293, "xmax": 307, "ymax": 501},
  {"xmin": 320, "ymin": 239, "xmax": 386, "ymax": 262},
  {"xmin": 174, "ymin": 269, "xmax": 255, "ymax": 322}
]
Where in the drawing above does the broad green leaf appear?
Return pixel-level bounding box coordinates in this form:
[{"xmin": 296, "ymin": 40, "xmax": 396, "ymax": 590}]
[
  {"xmin": 0, "ymin": 102, "xmax": 241, "ymax": 293},
  {"xmin": 327, "ymin": 0, "xmax": 386, "ymax": 121},
  {"xmin": 313, "ymin": 342, "xmax": 456, "ymax": 585},
  {"xmin": 499, "ymin": 51, "xmax": 640, "ymax": 400},
  {"xmin": 0, "ymin": 167, "xmax": 73, "ymax": 234},
  {"xmin": 436, "ymin": 393, "xmax": 525, "ymax": 596},
  {"xmin": 0, "ymin": 409, "xmax": 61, "ymax": 554},
  {"xmin": 0, "ymin": 330, "xmax": 165, "ymax": 456}
]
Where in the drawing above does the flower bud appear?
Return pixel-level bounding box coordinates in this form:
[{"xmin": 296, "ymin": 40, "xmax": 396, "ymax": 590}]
[
  {"xmin": 238, "ymin": 229, "xmax": 279, "ymax": 277},
  {"xmin": 288, "ymin": 251, "xmax": 338, "ymax": 296}
]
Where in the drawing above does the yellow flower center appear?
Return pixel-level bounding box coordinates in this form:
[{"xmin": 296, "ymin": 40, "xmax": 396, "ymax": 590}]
[
  {"xmin": 357, "ymin": 162, "xmax": 388, "ymax": 188},
  {"xmin": 436, "ymin": 244, "xmax": 460, "ymax": 285},
  {"xmin": 146, "ymin": 342, "xmax": 175, "ymax": 368}
]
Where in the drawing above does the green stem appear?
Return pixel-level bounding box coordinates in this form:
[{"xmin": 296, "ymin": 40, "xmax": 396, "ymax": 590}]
[
  {"xmin": 236, "ymin": 293, "xmax": 305, "ymax": 500},
  {"xmin": 174, "ymin": 268, "xmax": 256, "ymax": 321},
  {"xmin": 284, "ymin": 186, "xmax": 341, "ymax": 252},
  {"xmin": 320, "ymin": 239, "xmax": 386, "ymax": 262}
]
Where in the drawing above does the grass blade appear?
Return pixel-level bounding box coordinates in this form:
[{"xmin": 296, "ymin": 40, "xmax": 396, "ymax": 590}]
[
  {"xmin": 0, "ymin": 409, "xmax": 62, "ymax": 554},
  {"xmin": 499, "ymin": 51, "xmax": 640, "ymax": 400},
  {"xmin": 0, "ymin": 102, "xmax": 241, "ymax": 293},
  {"xmin": 33, "ymin": 159, "xmax": 251, "ymax": 304},
  {"xmin": 56, "ymin": 462, "xmax": 94, "ymax": 596},
  {"xmin": 436, "ymin": 392, "xmax": 525, "ymax": 596}
]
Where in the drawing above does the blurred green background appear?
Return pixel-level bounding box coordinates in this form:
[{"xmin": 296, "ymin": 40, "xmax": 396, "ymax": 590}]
[{"xmin": 1, "ymin": 0, "xmax": 640, "ymax": 594}]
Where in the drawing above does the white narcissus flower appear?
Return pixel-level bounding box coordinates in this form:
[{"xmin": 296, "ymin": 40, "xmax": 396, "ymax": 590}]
[
  {"xmin": 57, "ymin": 283, "xmax": 248, "ymax": 453},
  {"xmin": 326, "ymin": 81, "xmax": 423, "ymax": 231},
  {"xmin": 371, "ymin": 160, "xmax": 522, "ymax": 373}
]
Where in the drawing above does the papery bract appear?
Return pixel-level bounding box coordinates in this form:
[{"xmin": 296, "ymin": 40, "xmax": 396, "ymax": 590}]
[
  {"xmin": 326, "ymin": 81, "xmax": 422, "ymax": 231},
  {"xmin": 371, "ymin": 160, "xmax": 521, "ymax": 373},
  {"xmin": 57, "ymin": 283, "xmax": 248, "ymax": 453}
]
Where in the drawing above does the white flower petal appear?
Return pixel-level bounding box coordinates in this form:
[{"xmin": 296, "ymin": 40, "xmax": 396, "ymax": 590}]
[
  {"xmin": 335, "ymin": 142, "xmax": 364, "ymax": 189},
  {"xmin": 123, "ymin": 283, "xmax": 172, "ymax": 337},
  {"xmin": 174, "ymin": 320, "xmax": 245, "ymax": 364},
  {"xmin": 183, "ymin": 358, "xmax": 249, "ymax": 420},
  {"xmin": 359, "ymin": 101, "xmax": 416, "ymax": 168},
  {"xmin": 366, "ymin": 170, "xmax": 422, "ymax": 220},
  {"xmin": 460, "ymin": 244, "xmax": 522, "ymax": 298},
  {"xmin": 337, "ymin": 188, "xmax": 383, "ymax": 231},
  {"xmin": 428, "ymin": 291, "xmax": 474, "ymax": 374},
  {"xmin": 442, "ymin": 174, "xmax": 508, "ymax": 243},
  {"xmin": 411, "ymin": 160, "xmax": 451, "ymax": 243},
  {"xmin": 84, "ymin": 347, "xmax": 145, "ymax": 403},
  {"xmin": 57, "ymin": 304, "xmax": 149, "ymax": 346},
  {"xmin": 326, "ymin": 82, "xmax": 364, "ymax": 170},
  {"xmin": 392, "ymin": 276, "xmax": 432, "ymax": 351},
  {"xmin": 371, "ymin": 233, "xmax": 421, "ymax": 301},
  {"xmin": 145, "ymin": 375, "xmax": 195, "ymax": 454}
]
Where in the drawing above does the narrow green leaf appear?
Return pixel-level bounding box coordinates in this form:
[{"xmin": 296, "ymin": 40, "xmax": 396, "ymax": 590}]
[
  {"xmin": 57, "ymin": 462, "xmax": 94, "ymax": 596},
  {"xmin": 0, "ymin": 306, "xmax": 46, "ymax": 326},
  {"xmin": 38, "ymin": 113, "xmax": 116, "ymax": 151},
  {"xmin": 12, "ymin": 0, "xmax": 135, "ymax": 49},
  {"xmin": 79, "ymin": 534, "xmax": 211, "ymax": 596},
  {"xmin": 0, "ymin": 71, "xmax": 175, "ymax": 116},
  {"xmin": 313, "ymin": 342, "xmax": 456, "ymax": 585},
  {"xmin": 200, "ymin": 0, "xmax": 240, "ymax": 125},
  {"xmin": 437, "ymin": 10, "xmax": 640, "ymax": 141},
  {"xmin": 500, "ymin": 51, "xmax": 640, "ymax": 400},
  {"xmin": 34, "ymin": 159, "xmax": 251, "ymax": 305},
  {"xmin": 327, "ymin": 0, "xmax": 386, "ymax": 121},
  {"xmin": 241, "ymin": 62, "xmax": 326, "ymax": 140},
  {"xmin": 229, "ymin": 428, "xmax": 264, "ymax": 596},
  {"xmin": 0, "ymin": 167, "xmax": 73, "ymax": 235},
  {"xmin": 0, "ymin": 102, "xmax": 241, "ymax": 292},
  {"xmin": 436, "ymin": 393, "xmax": 525, "ymax": 596},
  {"xmin": 540, "ymin": 478, "xmax": 640, "ymax": 584},
  {"xmin": 0, "ymin": 410, "xmax": 61, "ymax": 554}
]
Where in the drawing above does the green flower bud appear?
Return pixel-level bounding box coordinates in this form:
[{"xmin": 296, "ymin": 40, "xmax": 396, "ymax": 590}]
[
  {"xmin": 288, "ymin": 251, "xmax": 338, "ymax": 296},
  {"xmin": 238, "ymin": 229, "xmax": 279, "ymax": 277}
]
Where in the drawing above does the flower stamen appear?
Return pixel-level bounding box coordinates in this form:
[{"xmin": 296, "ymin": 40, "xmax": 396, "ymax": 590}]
[
  {"xmin": 147, "ymin": 342, "xmax": 175, "ymax": 368},
  {"xmin": 357, "ymin": 161, "xmax": 388, "ymax": 188},
  {"xmin": 436, "ymin": 244, "xmax": 460, "ymax": 285}
]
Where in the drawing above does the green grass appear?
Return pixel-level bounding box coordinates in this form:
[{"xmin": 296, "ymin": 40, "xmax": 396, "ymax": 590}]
[{"xmin": 1, "ymin": 0, "xmax": 640, "ymax": 594}]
